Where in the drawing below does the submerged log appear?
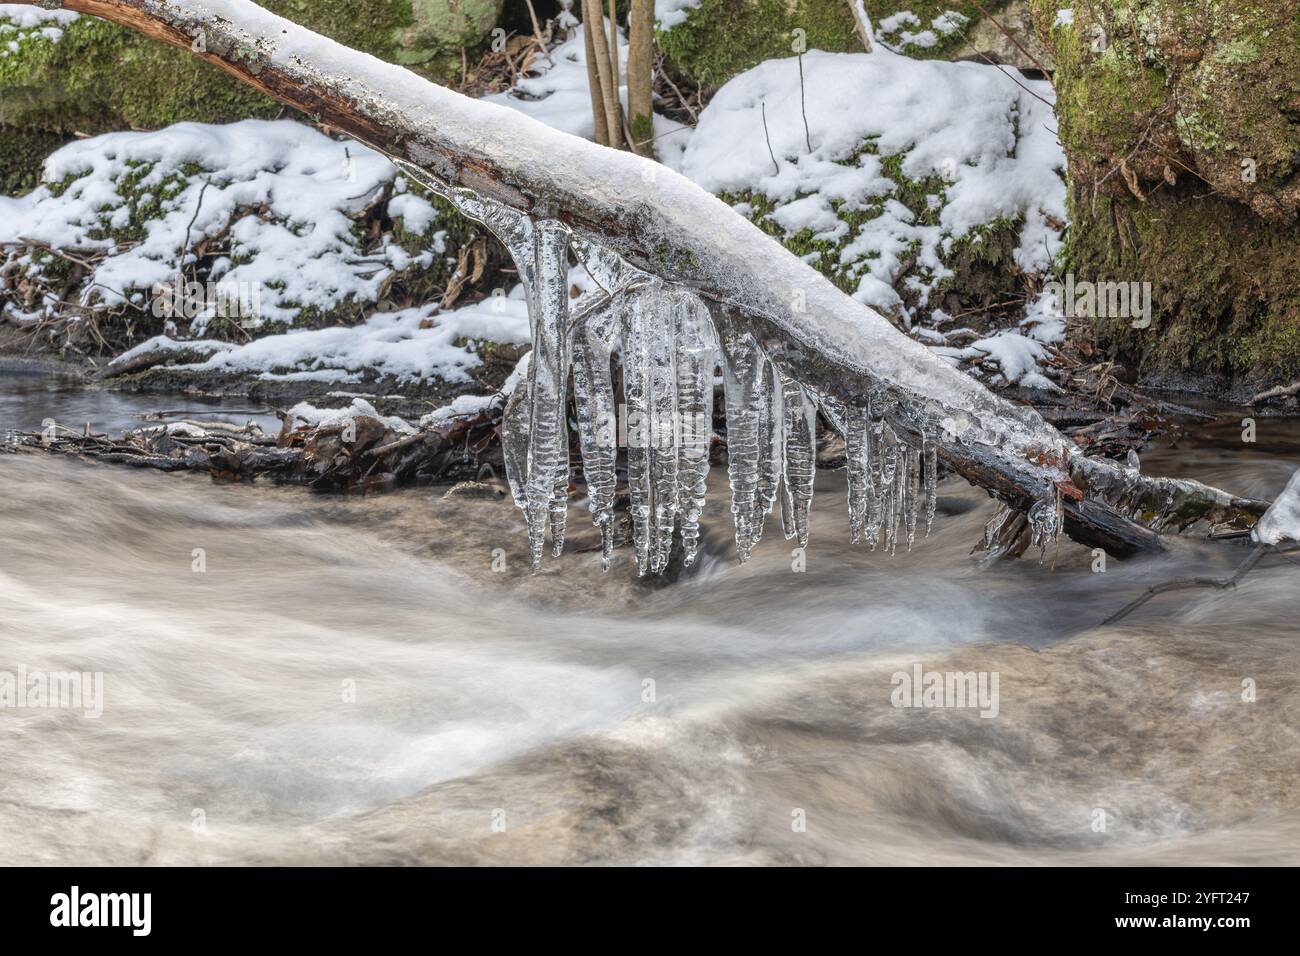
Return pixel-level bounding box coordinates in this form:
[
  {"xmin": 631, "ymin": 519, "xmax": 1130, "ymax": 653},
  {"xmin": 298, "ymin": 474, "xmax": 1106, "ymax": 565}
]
[{"xmin": 10, "ymin": 0, "xmax": 1271, "ymax": 557}]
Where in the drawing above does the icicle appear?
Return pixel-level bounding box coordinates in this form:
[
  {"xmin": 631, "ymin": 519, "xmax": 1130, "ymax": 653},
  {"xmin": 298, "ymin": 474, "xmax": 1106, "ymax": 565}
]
[
  {"xmin": 1027, "ymin": 486, "xmax": 1065, "ymax": 562},
  {"xmin": 669, "ymin": 288, "xmax": 718, "ymax": 567},
  {"xmin": 567, "ymin": 246, "xmax": 626, "ymax": 571},
  {"xmin": 620, "ymin": 283, "xmax": 654, "ymax": 575},
  {"xmin": 753, "ymin": 360, "xmax": 784, "ymax": 544},
  {"xmin": 421, "ymin": 182, "xmax": 573, "ymax": 571},
  {"xmin": 514, "ymin": 218, "xmax": 574, "ymax": 569},
  {"xmin": 844, "ymin": 403, "xmax": 872, "ymax": 545},
  {"xmin": 905, "ymin": 446, "xmax": 921, "ymax": 551},
  {"xmin": 780, "ymin": 377, "xmax": 817, "ymax": 548},
  {"xmin": 719, "ymin": 325, "xmax": 766, "ymax": 563},
  {"xmin": 619, "ymin": 280, "xmax": 684, "ymax": 574},
  {"xmin": 879, "ymin": 421, "xmax": 900, "ymax": 554},
  {"xmin": 647, "ymin": 297, "xmax": 681, "ymax": 572},
  {"xmin": 499, "ymin": 378, "xmax": 530, "ymax": 510},
  {"xmin": 923, "ymin": 434, "xmax": 938, "ymax": 536}
]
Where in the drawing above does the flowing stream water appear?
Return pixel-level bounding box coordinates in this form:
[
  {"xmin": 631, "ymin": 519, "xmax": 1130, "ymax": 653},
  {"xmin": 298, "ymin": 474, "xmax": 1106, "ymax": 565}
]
[{"xmin": 2, "ymin": 371, "xmax": 1298, "ymax": 865}]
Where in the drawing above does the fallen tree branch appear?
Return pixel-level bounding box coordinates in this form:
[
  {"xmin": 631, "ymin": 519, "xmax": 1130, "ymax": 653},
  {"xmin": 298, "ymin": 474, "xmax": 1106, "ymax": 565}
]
[
  {"xmin": 12, "ymin": 0, "xmax": 1269, "ymax": 557},
  {"xmin": 1250, "ymin": 379, "xmax": 1300, "ymax": 405}
]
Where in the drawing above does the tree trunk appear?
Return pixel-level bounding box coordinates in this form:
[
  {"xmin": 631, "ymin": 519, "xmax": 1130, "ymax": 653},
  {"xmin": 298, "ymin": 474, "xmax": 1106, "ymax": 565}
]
[
  {"xmin": 581, "ymin": 8, "xmax": 610, "ymax": 147},
  {"xmin": 625, "ymin": 0, "xmax": 655, "ymax": 156},
  {"xmin": 8, "ymin": 0, "xmax": 1272, "ymax": 556},
  {"xmin": 582, "ymin": 0, "xmax": 623, "ymax": 150}
]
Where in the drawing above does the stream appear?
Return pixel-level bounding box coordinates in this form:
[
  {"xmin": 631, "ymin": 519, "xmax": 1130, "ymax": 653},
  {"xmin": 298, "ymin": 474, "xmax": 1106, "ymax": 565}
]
[{"xmin": 2, "ymin": 371, "xmax": 1298, "ymax": 865}]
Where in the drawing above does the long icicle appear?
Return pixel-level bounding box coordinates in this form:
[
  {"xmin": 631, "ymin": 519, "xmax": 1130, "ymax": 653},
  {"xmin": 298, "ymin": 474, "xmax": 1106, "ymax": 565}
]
[
  {"xmin": 670, "ymin": 287, "xmax": 718, "ymax": 568},
  {"xmin": 719, "ymin": 325, "xmax": 766, "ymax": 563},
  {"xmin": 424, "ymin": 184, "xmax": 572, "ymax": 571},
  {"xmin": 781, "ymin": 377, "xmax": 818, "ymax": 548},
  {"xmin": 568, "ymin": 239, "xmax": 643, "ymax": 570},
  {"xmin": 754, "ymin": 358, "xmax": 784, "ymax": 545}
]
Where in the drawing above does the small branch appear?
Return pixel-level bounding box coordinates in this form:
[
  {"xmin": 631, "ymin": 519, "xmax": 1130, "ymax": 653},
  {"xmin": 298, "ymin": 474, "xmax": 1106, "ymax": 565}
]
[
  {"xmin": 847, "ymin": 1, "xmax": 874, "ymax": 53},
  {"xmin": 968, "ymin": 0, "xmax": 1053, "ymax": 79},
  {"xmin": 1101, "ymin": 544, "xmax": 1268, "ymax": 625},
  {"xmin": 761, "ymin": 101, "xmax": 779, "ymax": 176},
  {"xmin": 1250, "ymin": 379, "xmax": 1300, "ymax": 405},
  {"xmin": 797, "ymin": 51, "xmax": 812, "ymax": 153}
]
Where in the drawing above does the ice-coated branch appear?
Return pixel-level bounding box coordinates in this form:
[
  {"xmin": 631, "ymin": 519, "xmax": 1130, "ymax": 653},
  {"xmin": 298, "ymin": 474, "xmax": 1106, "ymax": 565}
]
[{"xmin": 14, "ymin": 0, "xmax": 1271, "ymax": 557}]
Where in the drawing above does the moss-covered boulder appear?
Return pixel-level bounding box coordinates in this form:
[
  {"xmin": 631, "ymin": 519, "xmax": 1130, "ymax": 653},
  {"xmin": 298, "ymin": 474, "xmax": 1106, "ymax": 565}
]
[
  {"xmin": 1035, "ymin": 0, "xmax": 1300, "ymax": 387},
  {"xmin": 0, "ymin": 1, "xmax": 502, "ymax": 192},
  {"xmin": 656, "ymin": 1, "xmax": 1016, "ymax": 90}
]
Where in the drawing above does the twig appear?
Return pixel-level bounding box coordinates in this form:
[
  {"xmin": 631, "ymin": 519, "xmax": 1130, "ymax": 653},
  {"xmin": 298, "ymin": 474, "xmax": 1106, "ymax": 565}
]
[
  {"xmin": 522, "ymin": 0, "xmax": 555, "ymax": 67},
  {"xmin": 761, "ymin": 102, "xmax": 779, "ymax": 176},
  {"xmin": 797, "ymin": 51, "xmax": 812, "ymax": 153},
  {"xmin": 655, "ymin": 56, "xmax": 698, "ymax": 124},
  {"xmin": 1102, "ymin": 543, "xmax": 1269, "ymax": 625}
]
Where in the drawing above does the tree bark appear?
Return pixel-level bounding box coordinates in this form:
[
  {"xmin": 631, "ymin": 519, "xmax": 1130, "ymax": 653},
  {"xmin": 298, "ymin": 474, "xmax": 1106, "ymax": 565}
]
[
  {"xmin": 625, "ymin": 0, "xmax": 655, "ymax": 156},
  {"xmin": 847, "ymin": 1, "xmax": 874, "ymax": 53},
  {"xmin": 9, "ymin": 0, "xmax": 1271, "ymax": 556},
  {"xmin": 581, "ymin": 7, "xmax": 609, "ymax": 147},
  {"xmin": 582, "ymin": 0, "xmax": 623, "ymax": 150}
]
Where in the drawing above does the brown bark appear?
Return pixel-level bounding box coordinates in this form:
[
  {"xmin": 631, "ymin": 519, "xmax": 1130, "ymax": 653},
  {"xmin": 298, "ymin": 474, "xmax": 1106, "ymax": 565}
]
[
  {"xmin": 582, "ymin": 0, "xmax": 623, "ymax": 150},
  {"xmin": 581, "ymin": 8, "xmax": 609, "ymax": 146},
  {"xmin": 626, "ymin": 0, "xmax": 655, "ymax": 156}
]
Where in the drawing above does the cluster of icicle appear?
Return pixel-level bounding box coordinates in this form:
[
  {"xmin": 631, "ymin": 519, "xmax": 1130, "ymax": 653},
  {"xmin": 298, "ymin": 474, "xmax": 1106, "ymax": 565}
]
[{"xmin": 400, "ymin": 165, "xmax": 1030, "ymax": 574}]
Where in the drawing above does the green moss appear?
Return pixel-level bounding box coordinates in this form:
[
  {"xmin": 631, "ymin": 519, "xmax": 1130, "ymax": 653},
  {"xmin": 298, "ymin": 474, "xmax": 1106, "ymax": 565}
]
[
  {"xmin": 0, "ymin": 125, "xmax": 67, "ymax": 195},
  {"xmin": 1069, "ymin": 193, "xmax": 1300, "ymax": 380},
  {"xmin": 869, "ymin": 1, "xmax": 1013, "ymax": 60},
  {"xmin": 1035, "ymin": 0, "xmax": 1300, "ymax": 382},
  {"xmin": 0, "ymin": 2, "xmax": 501, "ymax": 188},
  {"xmin": 656, "ymin": 0, "xmax": 860, "ymax": 91},
  {"xmin": 657, "ymin": 1, "xmax": 1014, "ymax": 89}
]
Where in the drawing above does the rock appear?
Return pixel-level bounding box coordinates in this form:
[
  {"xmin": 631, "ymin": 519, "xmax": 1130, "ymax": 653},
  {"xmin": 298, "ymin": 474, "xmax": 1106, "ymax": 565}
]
[
  {"xmin": 656, "ymin": 0, "xmax": 861, "ymax": 91},
  {"xmin": 1035, "ymin": 0, "xmax": 1300, "ymax": 387},
  {"xmin": 952, "ymin": 0, "xmax": 1054, "ymax": 72},
  {"xmin": 0, "ymin": 1, "xmax": 503, "ymax": 192}
]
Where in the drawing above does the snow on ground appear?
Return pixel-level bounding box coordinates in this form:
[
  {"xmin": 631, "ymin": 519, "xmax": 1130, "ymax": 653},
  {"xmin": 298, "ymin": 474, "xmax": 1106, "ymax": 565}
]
[
  {"xmin": 677, "ymin": 47, "xmax": 1064, "ymax": 311},
  {"xmin": 672, "ymin": 43, "xmax": 1066, "ymax": 385},
  {"xmin": 158, "ymin": 286, "xmax": 531, "ymax": 385},
  {"xmin": 0, "ymin": 120, "xmax": 447, "ymax": 327},
  {"xmin": 283, "ymin": 396, "xmax": 416, "ymax": 434},
  {"xmin": 876, "ymin": 10, "xmax": 969, "ymax": 51},
  {"xmin": 0, "ymin": 3, "xmax": 75, "ymax": 58}
]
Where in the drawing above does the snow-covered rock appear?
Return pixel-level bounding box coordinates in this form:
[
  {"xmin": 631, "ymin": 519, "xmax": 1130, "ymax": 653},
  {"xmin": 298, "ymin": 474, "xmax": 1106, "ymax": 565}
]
[{"xmin": 1254, "ymin": 470, "xmax": 1300, "ymax": 547}]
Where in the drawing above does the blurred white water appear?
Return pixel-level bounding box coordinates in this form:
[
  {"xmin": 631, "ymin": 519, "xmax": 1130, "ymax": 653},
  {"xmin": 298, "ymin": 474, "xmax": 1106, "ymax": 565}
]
[{"xmin": 2, "ymin": 389, "xmax": 1299, "ymax": 865}]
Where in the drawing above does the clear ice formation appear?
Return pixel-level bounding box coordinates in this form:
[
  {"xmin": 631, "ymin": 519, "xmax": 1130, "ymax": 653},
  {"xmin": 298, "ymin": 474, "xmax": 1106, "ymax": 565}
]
[{"xmin": 390, "ymin": 167, "xmax": 1059, "ymax": 573}]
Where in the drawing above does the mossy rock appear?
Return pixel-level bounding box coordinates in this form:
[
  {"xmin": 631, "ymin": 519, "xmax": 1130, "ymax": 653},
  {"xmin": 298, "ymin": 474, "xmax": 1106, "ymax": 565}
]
[
  {"xmin": 0, "ymin": 1, "xmax": 502, "ymax": 192},
  {"xmin": 722, "ymin": 141, "xmax": 1025, "ymax": 327},
  {"xmin": 0, "ymin": 125, "xmax": 68, "ymax": 195},
  {"xmin": 657, "ymin": 1, "xmax": 1015, "ymax": 90},
  {"xmin": 1036, "ymin": 0, "xmax": 1300, "ymax": 218},
  {"xmin": 1034, "ymin": 0, "xmax": 1300, "ymax": 385}
]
